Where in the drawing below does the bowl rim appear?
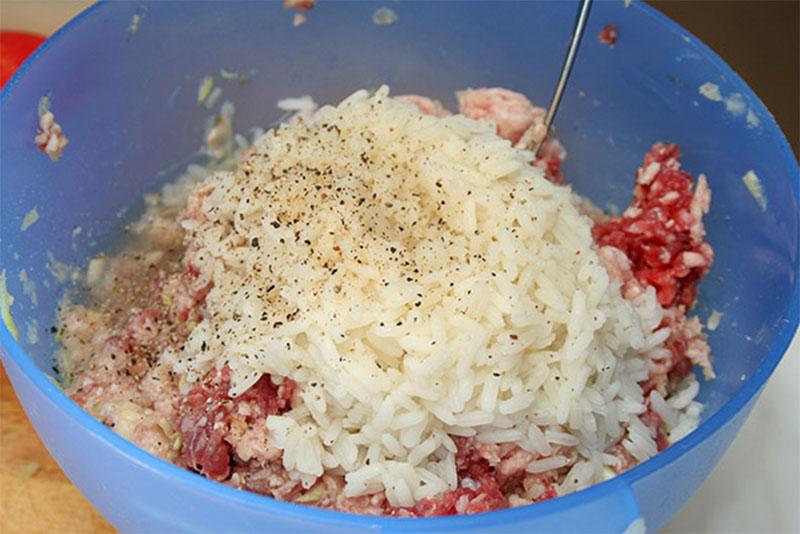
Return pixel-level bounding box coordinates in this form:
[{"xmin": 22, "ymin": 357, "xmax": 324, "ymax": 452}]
[{"xmin": 1, "ymin": 0, "xmax": 799, "ymax": 528}]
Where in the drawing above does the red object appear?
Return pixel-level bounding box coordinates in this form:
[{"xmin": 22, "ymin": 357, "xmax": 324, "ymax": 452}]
[
  {"xmin": 283, "ymin": 0, "xmax": 316, "ymax": 11},
  {"xmin": 389, "ymin": 437, "xmax": 510, "ymax": 516},
  {"xmin": 598, "ymin": 23, "xmax": 618, "ymax": 46},
  {"xmin": 176, "ymin": 366, "xmax": 295, "ymax": 481},
  {"xmin": 1, "ymin": 31, "xmax": 46, "ymax": 87},
  {"xmin": 592, "ymin": 143, "xmax": 713, "ymax": 309}
]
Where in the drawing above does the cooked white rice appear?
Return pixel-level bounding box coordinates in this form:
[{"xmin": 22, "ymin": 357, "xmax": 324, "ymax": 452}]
[{"xmin": 165, "ymin": 86, "xmax": 701, "ymax": 507}]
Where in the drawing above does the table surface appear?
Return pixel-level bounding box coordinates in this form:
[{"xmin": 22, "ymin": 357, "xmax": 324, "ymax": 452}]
[
  {"xmin": 1, "ymin": 2, "xmax": 798, "ymax": 533},
  {"xmin": 0, "ymin": 367, "xmax": 113, "ymax": 533}
]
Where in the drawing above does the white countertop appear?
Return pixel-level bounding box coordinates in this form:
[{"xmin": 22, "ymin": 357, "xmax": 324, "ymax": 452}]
[
  {"xmin": 2, "ymin": 2, "xmax": 798, "ymax": 532},
  {"xmin": 664, "ymin": 332, "xmax": 799, "ymax": 534}
]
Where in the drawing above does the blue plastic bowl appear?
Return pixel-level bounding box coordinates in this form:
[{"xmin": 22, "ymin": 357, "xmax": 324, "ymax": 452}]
[{"xmin": 1, "ymin": 1, "xmax": 798, "ymax": 532}]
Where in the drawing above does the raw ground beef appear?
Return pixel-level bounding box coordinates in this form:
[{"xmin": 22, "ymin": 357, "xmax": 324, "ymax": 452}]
[
  {"xmin": 455, "ymin": 87, "xmax": 567, "ymax": 183},
  {"xmin": 593, "ymin": 143, "xmax": 714, "ymax": 393},
  {"xmin": 177, "ymin": 366, "xmax": 296, "ymax": 481},
  {"xmin": 598, "ymin": 24, "xmax": 618, "ymax": 46},
  {"xmin": 595, "ymin": 144, "xmax": 714, "ymax": 458},
  {"xmin": 395, "ymin": 94, "xmax": 452, "ymax": 118},
  {"xmin": 592, "ymin": 143, "xmax": 713, "ymax": 310}
]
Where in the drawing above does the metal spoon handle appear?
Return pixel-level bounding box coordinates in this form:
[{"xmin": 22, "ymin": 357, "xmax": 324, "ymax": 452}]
[{"xmin": 534, "ymin": 0, "xmax": 593, "ymax": 156}]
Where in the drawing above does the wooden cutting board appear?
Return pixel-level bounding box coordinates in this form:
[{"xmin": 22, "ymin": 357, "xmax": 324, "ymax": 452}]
[{"xmin": 0, "ymin": 365, "xmax": 114, "ymax": 533}]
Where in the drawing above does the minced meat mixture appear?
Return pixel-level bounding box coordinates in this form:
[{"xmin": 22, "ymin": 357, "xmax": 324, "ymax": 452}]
[{"xmin": 57, "ymin": 87, "xmax": 712, "ymax": 516}]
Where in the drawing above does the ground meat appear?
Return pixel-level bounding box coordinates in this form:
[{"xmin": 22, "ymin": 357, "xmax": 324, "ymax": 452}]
[
  {"xmin": 457, "ymin": 87, "xmax": 544, "ymax": 146},
  {"xmin": 181, "ymin": 183, "xmax": 215, "ymax": 223},
  {"xmin": 456, "ymin": 87, "xmax": 566, "ymax": 183},
  {"xmin": 139, "ymin": 359, "xmax": 181, "ymax": 417},
  {"xmin": 104, "ymin": 400, "xmax": 177, "ymax": 461},
  {"xmin": 347, "ymin": 433, "xmax": 567, "ymax": 517},
  {"xmin": 228, "ymin": 418, "xmax": 282, "ymax": 464},
  {"xmin": 521, "ymin": 472, "xmax": 559, "ymax": 503},
  {"xmin": 323, "ymin": 476, "xmax": 391, "ymax": 515},
  {"xmin": 126, "ymin": 308, "xmax": 161, "ymax": 345},
  {"xmin": 61, "ymin": 324, "xmax": 179, "ymax": 462},
  {"xmin": 176, "ymin": 366, "xmax": 296, "ymax": 482},
  {"xmin": 597, "ymin": 245, "xmax": 647, "ymax": 301},
  {"xmin": 392, "ymin": 437, "xmax": 556, "ymax": 517},
  {"xmin": 640, "ymin": 407, "xmax": 670, "ymax": 452},
  {"xmin": 57, "ymin": 305, "xmax": 112, "ymax": 378},
  {"xmin": 592, "ymin": 143, "xmax": 713, "ymax": 309},
  {"xmin": 403, "ymin": 479, "xmax": 507, "ymax": 516},
  {"xmin": 598, "ymin": 24, "xmax": 618, "ymax": 46},
  {"xmin": 497, "ymin": 447, "xmax": 535, "ymax": 482},
  {"xmin": 415, "ymin": 437, "xmax": 559, "ymax": 516},
  {"xmin": 141, "ymin": 214, "xmax": 184, "ymax": 250},
  {"xmin": 231, "ymin": 457, "xmax": 303, "ymax": 501},
  {"xmin": 57, "ymin": 97, "xmax": 715, "ymax": 517},
  {"xmin": 594, "ymin": 144, "xmax": 713, "ymax": 449},
  {"xmin": 175, "ymin": 368, "xmax": 234, "ymax": 480},
  {"xmin": 532, "ymin": 137, "xmax": 567, "ymax": 184},
  {"xmin": 644, "ymin": 307, "xmax": 713, "ymax": 396},
  {"xmin": 159, "ymin": 263, "xmax": 213, "ymax": 324},
  {"xmin": 65, "ymin": 334, "xmax": 135, "ymax": 402},
  {"xmin": 283, "ymin": 0, "xmax": 315, "ymax": 10},
  {"xmin": 395, "ymin": 95, "xmax": 451, "ymax": 118},
  {"xmin": 34, "ymin": 109, "xmax": 68, "ymax": 161},
  {"xmin": 63, "ymin": 246, "xmax": 209, "ymax": 399},
  {"xmin": 608, "ymin": 442, "xmax": 638, "ymax": 473}
]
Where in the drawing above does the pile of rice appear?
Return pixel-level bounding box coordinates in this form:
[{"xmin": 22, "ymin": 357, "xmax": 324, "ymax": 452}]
[{"xmin": 167, "ymin": 86, "xmax": 700, "ymax": 507}]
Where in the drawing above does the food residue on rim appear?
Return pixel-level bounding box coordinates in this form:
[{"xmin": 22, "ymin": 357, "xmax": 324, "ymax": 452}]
[
  {"xmin": 219, "ymin": 69, "xmax": 237, "ymax": 81},
  {"xmin": 126, "ymin": 6, "xmax": 146, "ymax": 38},
  {"xmin": 205, "ymin": 86, "xmax": 223, "ymax": 110},
  {"xmin": 199, "ymin": 68, "xmax": 255, "ymax": 107},
  {"xmin": 723, "ymin": 93, "xmax": 747, "ymax": 116},
  {"xmin": 293, "ymin": 13, "xmax": 307, "ymax": 26},
  {"xmin": 45, "ymin": 251, "xmax": 80, "ymax": 284},
  {"xmin": 277, "ymin": 95, "xmax": 317, "ymax": 113},
  {"xmin": 205, "ymin": 101, "xmax": 235, "ymax": 159},
  {"xmin": 598, "ymin": 24, "xmax": 618, "ymax": 46},
  {"xmin": 20, "ymin": 207, "xmax": 39, "ymax": 231},
  {"xmin": 745, "ymin": 109, "xmax": 760, "ymax": 129},
  {"xmin": 197, "ymin": 76, "xmax": 215, "ymax": 106},
  {"xmin": 741, "ymin": 170, "xmax": 767, "ymax": 211},
  {"xmin": 18, "ymin": 269, "xmax": 38, "ymax": 307},
  {"xmin": 0, "ymin": 270, "xmax": 19, "ymax": 340},
  {"xmin": 706, "ymin": 310, "xmax": 723, "ymax": 331},
  {"xmin": 698, "ymin": 84, "xmax": 761, "ymax": 128},
  {"xmin": 34, "ymin": 96, "xmax": 68, "ymax": 161},
  {"xmin": 219, "ymin": 68, "xmax": 252, "ymax": 85},
  {"xmin": 372, "ymin": 7, "xmax": 398, "ymax": 26},
  {"xmin": 26, "ymin": 319, "xmax": 39, "ymax": 345},
  {"xmin": 698, "ymin": 82, "xmax": 722, "ymax": 102}
]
